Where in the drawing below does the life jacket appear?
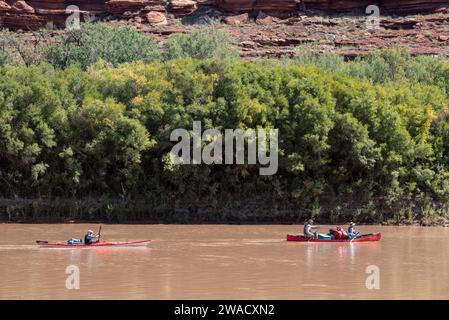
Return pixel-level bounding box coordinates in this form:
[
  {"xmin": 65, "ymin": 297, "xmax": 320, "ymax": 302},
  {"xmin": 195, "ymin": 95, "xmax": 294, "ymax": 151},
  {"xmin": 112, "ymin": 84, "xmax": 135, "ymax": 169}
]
[
  {"xmin": 84, "ymin": 234, "xmax": 92, "ymax": 244},
  {"xmin": 348, "ymin": 226, "xmax": 355, "ymax": 234},
  {"xmin": 333, "ymin": 226, "xmax": 348, "ymax": 239},
  {"xmin": 304, "ymin": 223, "xmax": 311, "ymax": 235},
  {"xmin": 334, "ymin": 230, "xmax": 342, "ymax": 239}
]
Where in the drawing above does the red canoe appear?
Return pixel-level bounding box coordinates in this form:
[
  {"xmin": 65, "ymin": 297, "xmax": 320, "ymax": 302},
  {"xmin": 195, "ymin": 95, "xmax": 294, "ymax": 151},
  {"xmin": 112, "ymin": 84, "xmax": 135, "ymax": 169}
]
[
  {"xmin": 36, "ymin": 240, "xmax": 151, "ymax": 248},
  {"xmin": 286, "ymin": 233, "xmax": 381, "ymax": 242}
]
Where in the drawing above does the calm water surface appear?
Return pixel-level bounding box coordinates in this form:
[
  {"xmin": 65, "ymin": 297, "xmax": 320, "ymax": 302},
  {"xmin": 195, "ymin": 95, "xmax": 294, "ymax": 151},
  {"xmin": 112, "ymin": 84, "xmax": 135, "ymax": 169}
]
[{"xmin": 0, "ymin": 224, "xmax": 448, "ymax": 299}]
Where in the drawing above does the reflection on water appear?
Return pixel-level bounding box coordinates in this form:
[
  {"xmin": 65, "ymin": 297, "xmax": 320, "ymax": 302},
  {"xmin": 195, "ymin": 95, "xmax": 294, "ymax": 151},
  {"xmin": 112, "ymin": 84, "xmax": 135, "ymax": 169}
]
[{"xmin": 0, "ymin": 224, "xmax": 448, "ymax": 299}]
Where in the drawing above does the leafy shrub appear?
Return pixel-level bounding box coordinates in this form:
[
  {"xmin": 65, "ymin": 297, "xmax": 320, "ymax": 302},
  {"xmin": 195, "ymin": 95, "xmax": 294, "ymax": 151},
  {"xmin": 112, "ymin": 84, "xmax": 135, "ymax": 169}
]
[
  {"xmin": 45, "ymin": 23, "xmax": 161, "ymax": 69},
  {"xmin": 404, "ymin": 55, "xmax": 445, "ymax": 84},
  {"xmin": 0, "ymin": 29, "xmax": 50, "ymax": 66},
  {"xmin": 292, "ymin": 47, "xmax": 345, "ymax": 72},
  {"xmin": 0, "ymin": 31, "xmax": 7, "ymax": 67},
  {"xmin": 162, "ymin": 26, "xmax": 238, "ymax": 61},
  {"xmin": 345, "ymin": 48, "xmax": 410, "ymax": 83}
]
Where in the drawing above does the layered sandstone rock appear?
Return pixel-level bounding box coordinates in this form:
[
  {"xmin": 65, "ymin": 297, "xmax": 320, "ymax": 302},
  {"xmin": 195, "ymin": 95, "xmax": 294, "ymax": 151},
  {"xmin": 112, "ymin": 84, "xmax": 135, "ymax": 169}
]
[
  {"xmin": 255, "ymin": 11, "xmax": 280, "ymax": 24},
  {"xmin": 106, "ymin": 0, "xmax": 155, "ymax": 15},
  {"xmin": 214, "ymin": 0, "xmax": 300, "ymax": 18},
  {"xmin": 302, "ymin": 0, "xmax": 371, "ymax": 11},
  {"xmin": 1, "ymin": 14, "xmax": 46, "ymax": 29},
  {"xmin": 2, "ymin": 1, "xmax": 449, "ymax": 60},
  {"xmin": 169, "ymin": 0, "xmax": 197, "ymax": 16},
  {"xmin": 303, "ymin": 0, "xmax": 449, "ymax": 13},
  {"xmin": 214, "ymin": 0, "xmax": 254, "ymax": 11},
  {"xmin": 256, "ymin": 0, "xmax": 299, "ymax": 10},
  {"xmin": 146, "ymin": 10, "xmax": 167, "ymax": 25},
  {"xmin": 223, "ymin": 12, "xmax": 249, "ymax": 25},
  {"xmin": 380, "ymin": 0, "xmax": 449, "ymax": 13},
  {"xmin": 0, "ymin": 0, "xmax": 11, "ymax": 11},
  {"xmin": 1, "ymin": 0, "xmax": 449, "ymax": 31},
  {"xmin": 10, "ymin": 0, "xmax": 35, "ymax": 13}
]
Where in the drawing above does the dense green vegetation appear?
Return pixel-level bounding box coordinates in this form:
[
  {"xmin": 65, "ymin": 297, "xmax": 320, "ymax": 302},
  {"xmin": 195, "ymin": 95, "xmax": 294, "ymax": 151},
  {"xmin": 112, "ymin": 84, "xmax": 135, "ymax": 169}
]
[
  {"xmin": 0, "ymin": 23, "xmax": 236, "ymax": 68},
  {"xmin": 45, "ymin": 23, "xmax": 161, "ymax": 70},
  {"xmin": 1, "ymin": 23, "xmax": 449, "ymax": 224}
]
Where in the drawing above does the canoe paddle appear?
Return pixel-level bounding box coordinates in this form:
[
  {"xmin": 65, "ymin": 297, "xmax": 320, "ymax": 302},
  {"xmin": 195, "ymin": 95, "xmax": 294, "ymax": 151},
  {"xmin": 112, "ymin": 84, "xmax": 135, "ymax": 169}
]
[{"xmin": 98, "ymin": 226, "xmax": 102, "ymax": 242}]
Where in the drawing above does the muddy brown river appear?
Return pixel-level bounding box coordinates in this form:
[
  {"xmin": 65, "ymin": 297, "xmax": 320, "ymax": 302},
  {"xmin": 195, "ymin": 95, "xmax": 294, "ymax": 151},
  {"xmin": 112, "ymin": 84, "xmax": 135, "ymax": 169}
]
[{"xmin": 0, "ymin": 224, "xmax": 448, "ymax": 299}]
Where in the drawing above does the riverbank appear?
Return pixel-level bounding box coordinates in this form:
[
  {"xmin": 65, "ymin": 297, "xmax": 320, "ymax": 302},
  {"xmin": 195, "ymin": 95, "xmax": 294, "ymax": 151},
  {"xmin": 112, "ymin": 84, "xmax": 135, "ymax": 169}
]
[{"xmin": 1, "ymin": 198, "xmax": 448, "ymax": 226}]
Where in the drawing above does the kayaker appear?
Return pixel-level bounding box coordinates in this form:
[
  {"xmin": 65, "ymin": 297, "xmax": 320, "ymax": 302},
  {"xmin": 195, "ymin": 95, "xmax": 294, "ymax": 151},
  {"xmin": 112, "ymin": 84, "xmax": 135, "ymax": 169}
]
[
  {"xmin": 84, "ymin": 230, "xmax": 100, "ymax": 244},
  {"xmin": 304, "ymin": 219, "xmax": 319, "ymax": 238}
]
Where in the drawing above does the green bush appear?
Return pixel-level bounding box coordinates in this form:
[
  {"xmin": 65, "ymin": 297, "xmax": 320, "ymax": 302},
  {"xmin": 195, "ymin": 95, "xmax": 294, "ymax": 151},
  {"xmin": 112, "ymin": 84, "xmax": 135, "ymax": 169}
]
[
  {"xmin": 45, "ymin": 23, "xmax": 161, "ymax": 69},
  {"xmin": 404, "ymin": 55, "xmax": 445, "ymax": 84},
  {"xmin": 345, "ymin": 48, "xmax": 410, "ymax": 83},
  {"xmin": 0, "ymin": 31, "xmax": 7, "ymax": 67},
  {"xmin": 1, "ymin": 58, "xmax": 449, "ymax": 222},
  {"xmin": 162, "ymin": 26, "xmax": 238, "ymax": 61},
  {"xmin": 0, "ymin": 29, "xmax": 49, "ymax": 66},
  {"xmin": 291, "ymin": 47, "xmax": 448, "ymax": 88},
  {"xmin": 292, "ymin": 47, "xmax": 345, "ymax": 72},
  {"xmin": 0, "ymin": 64, "xmax": 153, "ymax": 196}
]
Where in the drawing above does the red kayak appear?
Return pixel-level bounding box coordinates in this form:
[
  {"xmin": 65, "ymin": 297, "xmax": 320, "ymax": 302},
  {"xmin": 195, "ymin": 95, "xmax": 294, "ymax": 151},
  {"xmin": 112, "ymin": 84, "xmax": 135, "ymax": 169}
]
[
  {"xmin": 36, "ymin": 240, "xmax": 151, "ymax": 248},
  {"xmin": 286, "ymin": 233, "xmax": 381, "ymax": 242}
]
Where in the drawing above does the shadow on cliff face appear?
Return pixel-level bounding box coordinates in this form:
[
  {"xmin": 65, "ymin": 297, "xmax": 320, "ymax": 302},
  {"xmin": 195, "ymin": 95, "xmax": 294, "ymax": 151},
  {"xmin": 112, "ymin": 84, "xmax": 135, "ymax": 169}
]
[{"xmin": 181, "ymin": 6, "xmax": 226, "ymax": 25}]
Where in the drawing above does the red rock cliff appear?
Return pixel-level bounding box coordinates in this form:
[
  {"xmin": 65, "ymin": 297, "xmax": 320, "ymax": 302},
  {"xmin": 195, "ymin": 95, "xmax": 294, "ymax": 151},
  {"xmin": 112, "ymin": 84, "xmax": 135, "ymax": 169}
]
[
  {"xmin": 302, "ymin": 0, "xmax": 449, "ymax": 12},
  {"xmin": 0, "ymin": 0, "xmax": 448, "ymax": 29}
]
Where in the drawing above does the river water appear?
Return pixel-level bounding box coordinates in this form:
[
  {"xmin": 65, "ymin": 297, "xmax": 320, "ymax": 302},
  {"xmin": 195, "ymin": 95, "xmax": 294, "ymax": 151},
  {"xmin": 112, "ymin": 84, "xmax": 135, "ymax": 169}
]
[{"xmin": 0, "ymin": 224, "xmax": 448, "ymax": 299}]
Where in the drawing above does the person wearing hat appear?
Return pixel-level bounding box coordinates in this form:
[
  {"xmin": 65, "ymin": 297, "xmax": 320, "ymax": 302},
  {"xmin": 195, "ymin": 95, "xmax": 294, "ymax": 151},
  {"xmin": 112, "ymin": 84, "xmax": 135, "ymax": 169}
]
[
  {"xmin": 347, "ymin": 222, "xmax": 360, "ymax": 238},
  {"xmin": 304, "ymin": 219, "xmax": 319, "ymax": 238},
  {"xmin": 84, "ymin": 229, "xmax": 100, "ymax": 244}
]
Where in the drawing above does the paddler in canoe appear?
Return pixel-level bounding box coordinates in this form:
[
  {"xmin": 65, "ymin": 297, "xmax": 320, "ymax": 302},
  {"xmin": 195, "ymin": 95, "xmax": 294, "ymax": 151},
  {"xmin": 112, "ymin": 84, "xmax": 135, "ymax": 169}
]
[
  {"xmin": 304, "ymin": 219, "xmax": 320, "ymax": 238},
  {"xmin": 327, "ymin": 224, "xmax": 360, "ymax": 239},
  {"xmin": 347, "ymin": 222, "xmax": 360, "ymax": 239},
  {"xmin": 301, "ymin": 221, "xmax": 361, "ymax": 240},
  {"xmin": 288, "ymin": 220, "xmax": 382, "ymax": 242}
]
